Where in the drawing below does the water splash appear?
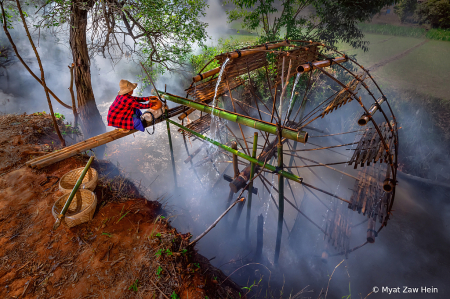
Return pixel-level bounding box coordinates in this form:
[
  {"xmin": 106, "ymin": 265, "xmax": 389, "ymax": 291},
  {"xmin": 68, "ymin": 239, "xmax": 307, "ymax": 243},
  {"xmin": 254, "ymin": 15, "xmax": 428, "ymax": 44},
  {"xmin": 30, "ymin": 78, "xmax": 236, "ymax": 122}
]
[
  {"xmin": 286, "ymin": 73, "xmax": 301, "ymax": 119},
  {"xmin": 209, "ymin": 57, "xmax": 230, "ymax": 142},
  {"xmin": 263, "ymin": 172, "xmax": 275, "ymax": 225}
]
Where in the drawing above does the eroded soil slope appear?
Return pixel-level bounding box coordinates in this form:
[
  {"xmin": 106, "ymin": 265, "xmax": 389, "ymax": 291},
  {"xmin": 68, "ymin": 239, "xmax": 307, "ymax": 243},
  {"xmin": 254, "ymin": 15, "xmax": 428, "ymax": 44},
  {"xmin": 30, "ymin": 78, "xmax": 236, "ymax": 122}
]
[{"xmin": 0, "ymin": 113, "xmax": 242, "ymax": 299}]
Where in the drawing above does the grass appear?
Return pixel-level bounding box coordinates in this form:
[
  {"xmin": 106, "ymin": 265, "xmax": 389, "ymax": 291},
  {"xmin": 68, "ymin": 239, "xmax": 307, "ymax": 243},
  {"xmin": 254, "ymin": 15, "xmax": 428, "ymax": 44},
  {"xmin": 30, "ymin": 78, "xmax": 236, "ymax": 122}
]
[
  {"xmin": 337, "ymin": 34, "xmax": 424, "ymax": 67},
  {"xmin": 375, "ymin": 39, "xmax": 450, "ymax": 100},
  {"xmin": 358, "ymin": 23, "xmax": 450, "ymax": 41},
  {"xmin": 358, "ymin": 23, "xmax": 426, "ymax": 38}
]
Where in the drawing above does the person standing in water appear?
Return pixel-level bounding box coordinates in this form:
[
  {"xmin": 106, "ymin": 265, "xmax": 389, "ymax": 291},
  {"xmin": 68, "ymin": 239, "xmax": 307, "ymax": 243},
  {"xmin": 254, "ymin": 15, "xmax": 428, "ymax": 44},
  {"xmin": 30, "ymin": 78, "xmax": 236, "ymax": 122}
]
[{"xmin": 107, "ymin": 79, "xmax": 162, "ymax": 133}]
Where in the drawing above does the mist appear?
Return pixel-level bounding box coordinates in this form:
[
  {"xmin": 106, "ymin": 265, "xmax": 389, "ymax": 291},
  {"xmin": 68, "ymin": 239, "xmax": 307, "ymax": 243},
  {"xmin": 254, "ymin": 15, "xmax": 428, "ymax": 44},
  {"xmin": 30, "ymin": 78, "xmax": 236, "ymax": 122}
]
[{"xmin": 1, "ymin": 2, "xmax": 450, "ymax": 298}]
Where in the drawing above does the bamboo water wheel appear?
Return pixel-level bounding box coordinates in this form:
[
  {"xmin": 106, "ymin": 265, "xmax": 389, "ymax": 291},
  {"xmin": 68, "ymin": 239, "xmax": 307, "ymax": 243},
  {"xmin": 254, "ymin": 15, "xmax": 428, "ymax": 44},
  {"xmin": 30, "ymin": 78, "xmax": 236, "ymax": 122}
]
[{"xmin": 172, "ymin": 39, "xmax": 399, "ymax": 261}]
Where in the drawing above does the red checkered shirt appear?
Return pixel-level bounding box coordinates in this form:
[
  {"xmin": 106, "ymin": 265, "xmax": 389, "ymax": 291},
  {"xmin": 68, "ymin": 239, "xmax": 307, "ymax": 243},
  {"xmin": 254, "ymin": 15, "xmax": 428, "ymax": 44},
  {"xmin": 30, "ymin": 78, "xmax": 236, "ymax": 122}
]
[{"xmin": 107, "ymin": 94, "xmax": 158, "ymax": 130}]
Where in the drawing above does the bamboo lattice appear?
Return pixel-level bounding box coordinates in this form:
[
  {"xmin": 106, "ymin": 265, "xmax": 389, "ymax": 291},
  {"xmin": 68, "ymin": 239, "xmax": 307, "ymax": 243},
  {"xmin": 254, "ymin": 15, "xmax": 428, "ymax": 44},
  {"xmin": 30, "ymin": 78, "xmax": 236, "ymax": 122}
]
[
  {"xmin": 348, "ymin": 122, "xmax": 395, "ymax": 169},
  {"xmin": 348, "ymin": 165, "xmax": 392, "ymax": 224}
]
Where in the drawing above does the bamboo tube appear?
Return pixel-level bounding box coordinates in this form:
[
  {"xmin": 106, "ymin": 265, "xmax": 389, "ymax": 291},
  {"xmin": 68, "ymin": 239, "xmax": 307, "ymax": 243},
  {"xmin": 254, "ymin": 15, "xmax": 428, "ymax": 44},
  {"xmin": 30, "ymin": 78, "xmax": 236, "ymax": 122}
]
[
  {"xmin": 53, "ymin": 156, "xmax": 94, "ymax": 230},
  {"xmin": 156, "ymin": 91, "xmax": 308, "ymax": 143},
  {"xmin": 274, "ymin": 140, "xmax": 284, "ymax": 264},
  {"xmin": 167, "ymin": 119, "xmax": 303, "ymax": 183},
  {"xmin": 245, "ymin": 132, "xmax": 258, "ymax": 241},
  {"xmin": 367, "ymin": 218, "xmax": 376, "ymax": 243},
  {"xmin": 296, "ymin": 56, "xmax": 347, "ymax": 73},
  {"xmin": 166, "ymin": 114, "xmax": 178, "ymax": 187},
  {"xmin": 179, "ymin": 108, "xmax": 196, "ymax": 120},
  {"xmin": 358, "ymin": 96, "xmax": 386, "ymax": 126},
  {"xmin": 231, "ymin": 142, "xmax": 239, "ymax": 177},
  {"xmin": 255, "ymin": 214, "xmax": 264, "ymax": 261},
  {"xmin": 383, "ymin": 165, "xmax": 394, "ymax": 193}
]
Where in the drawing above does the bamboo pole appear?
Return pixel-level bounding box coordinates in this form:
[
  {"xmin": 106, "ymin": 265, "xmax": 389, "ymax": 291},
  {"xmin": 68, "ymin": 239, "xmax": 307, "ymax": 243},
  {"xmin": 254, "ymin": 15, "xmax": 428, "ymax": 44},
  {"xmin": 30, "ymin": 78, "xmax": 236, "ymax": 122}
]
[
  {"xmin": 245, "ymin": 132, "xmax": 258, "ymax": 241},
  {"xmin": 231, "ymin": 142, "xmax": 239, "ymax": 178},
  {"xmin": 53, "ymin": 156, "xmax": 94, "ymax": 230},
  {"xmin": 190, "ymin": 197, "xmax": 245, "ymax": 246},
  {"xmin": 166, "ymin": 112, "xmax": 178, "ymax": 188},
  {"xmin": 274, "ymin": 137, "xmax": 284, "ymax": 264},
  {"xmin": 296, "ymin": 56, "xmax": 348, "ymax": 73},
  {"xmin": 27, "ymin": 130, "xmax": 135, "ymax": 168},
  {"xmin": 184, "ymin": 143, "xmax": 207, "ymax": 163},
  {"xmin": 26, "ymin": 107, "xmax": 185, "ymax": 169},
  {"xmin": 154, "ymin": 90, "xmax": 308, "ymax": 144},
  {"xmin": 166, "ymin": 119, "xmax": 303, "ymax": 183}
]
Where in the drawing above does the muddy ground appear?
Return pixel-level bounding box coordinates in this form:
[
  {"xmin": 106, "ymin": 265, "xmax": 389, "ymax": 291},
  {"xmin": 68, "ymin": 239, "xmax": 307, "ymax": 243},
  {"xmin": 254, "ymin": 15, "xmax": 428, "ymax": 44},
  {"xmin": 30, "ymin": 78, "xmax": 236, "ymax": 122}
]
[{"xmin": 0, "ymin": 113, "xmax": 243, "ymax": 299}]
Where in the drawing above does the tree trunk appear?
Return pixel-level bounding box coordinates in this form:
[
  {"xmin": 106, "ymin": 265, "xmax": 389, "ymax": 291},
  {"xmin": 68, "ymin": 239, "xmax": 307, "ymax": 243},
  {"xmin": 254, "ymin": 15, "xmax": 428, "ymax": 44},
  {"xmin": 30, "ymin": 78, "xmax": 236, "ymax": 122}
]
[{"xmin": 70, "ymin": 0, "xmax": 105, "ymax": 138}]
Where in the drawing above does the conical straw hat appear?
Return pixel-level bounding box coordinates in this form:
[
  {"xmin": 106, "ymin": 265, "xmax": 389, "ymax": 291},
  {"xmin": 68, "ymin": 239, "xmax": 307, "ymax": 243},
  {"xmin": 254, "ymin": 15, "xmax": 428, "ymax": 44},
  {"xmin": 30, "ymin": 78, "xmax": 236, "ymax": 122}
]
[{"xmin": 118, "ymin": 79, "xmax": 138, "ymax": 95}]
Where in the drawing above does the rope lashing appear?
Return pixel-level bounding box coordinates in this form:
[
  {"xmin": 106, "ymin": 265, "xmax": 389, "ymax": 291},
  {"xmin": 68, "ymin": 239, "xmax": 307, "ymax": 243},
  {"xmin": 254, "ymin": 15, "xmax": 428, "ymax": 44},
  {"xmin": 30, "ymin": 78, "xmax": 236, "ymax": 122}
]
[{"xmin": 367, "ymin": 229, "xmax": 378, "ymax": 237}]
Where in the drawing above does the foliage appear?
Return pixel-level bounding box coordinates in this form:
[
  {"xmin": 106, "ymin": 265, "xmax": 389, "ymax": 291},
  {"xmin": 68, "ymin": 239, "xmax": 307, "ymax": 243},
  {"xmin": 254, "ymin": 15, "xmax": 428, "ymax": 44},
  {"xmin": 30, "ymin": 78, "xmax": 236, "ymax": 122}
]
[
  {"xmin": 7, "ymin": 0, "xmax": 210, "ymax": 74},
  {"xmin": 395, "ymin": 0, "xmax": 450, "ymax": 29},
  {"xmin": 224, "ymin": 0, "xmax": 394, "ymax": 51},
  {"xmin": 171, "ymin": 291, "xmax": 180, "ymax": 299},
  {"xmin": 128, "ymin": 279, "xmax": 139, "ymax": 292},
  {"xmin": 394, "ymin": 0, "xmax": 418, "ymax": 23},
  {"xmin": 156, "ymin": 265, "xmax": 163, "ymax": 278},
  {"xmin": 416, "ymin": 0, "xmax": 450, "ymax": 29},
  {"xmin": 426, "ymin": 28, "xmax": 450, "ymax": 41},
  {"xmin": 188, "ymin": 37, "xmax": 255, "ymax": 74}
]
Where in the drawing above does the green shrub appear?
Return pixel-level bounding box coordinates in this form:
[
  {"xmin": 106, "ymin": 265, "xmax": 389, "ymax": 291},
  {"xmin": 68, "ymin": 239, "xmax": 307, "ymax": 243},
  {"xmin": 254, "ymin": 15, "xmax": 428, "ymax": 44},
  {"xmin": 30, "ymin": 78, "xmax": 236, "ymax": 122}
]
[
  {"xmin": 426, "ymin": 28, "xmax": 450, "ymax": 41},
  {"xmin": 416, "ymin": 0, "xmax": 450, "ymax": 29}
]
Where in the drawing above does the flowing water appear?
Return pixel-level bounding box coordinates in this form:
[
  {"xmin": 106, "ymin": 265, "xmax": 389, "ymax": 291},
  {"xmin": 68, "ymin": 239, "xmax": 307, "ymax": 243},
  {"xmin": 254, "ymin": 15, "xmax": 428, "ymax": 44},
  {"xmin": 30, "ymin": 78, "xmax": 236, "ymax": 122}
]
[
  {"xmin": 286, "ymin": 73, "xmax": 301, "ymax": 119},
  {"xmin": 209, "ymin": 57, "xmax": 230, "ymax": 142}
]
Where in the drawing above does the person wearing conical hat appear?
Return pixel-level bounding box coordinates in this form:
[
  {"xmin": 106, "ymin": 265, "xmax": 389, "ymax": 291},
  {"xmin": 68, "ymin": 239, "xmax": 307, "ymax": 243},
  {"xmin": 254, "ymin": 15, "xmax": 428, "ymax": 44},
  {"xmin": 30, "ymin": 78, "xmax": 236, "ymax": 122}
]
[{"xmin": 107, "ymin": 79, "xmax": 162, "ymax": 132}]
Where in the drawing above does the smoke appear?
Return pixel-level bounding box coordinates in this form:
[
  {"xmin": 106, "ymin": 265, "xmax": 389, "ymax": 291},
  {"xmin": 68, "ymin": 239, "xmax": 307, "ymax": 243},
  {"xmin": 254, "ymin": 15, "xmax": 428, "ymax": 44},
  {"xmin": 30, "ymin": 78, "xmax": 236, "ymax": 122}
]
[
  {"xmin": 202, "ymin": 0, "xmax": 230, "ymax": 43},
  {"xmin": 2, "ymin": 3, "xmax": 450, "ymax": 299}
]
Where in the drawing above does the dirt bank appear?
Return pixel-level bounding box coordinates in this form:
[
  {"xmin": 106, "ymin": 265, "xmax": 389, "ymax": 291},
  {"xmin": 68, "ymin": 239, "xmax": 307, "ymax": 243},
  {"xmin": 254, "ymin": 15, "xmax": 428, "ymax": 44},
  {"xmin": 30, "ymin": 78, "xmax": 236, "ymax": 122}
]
[{"xmin": 0, "ymin": 113, "xmax": 242, "ymax": 299}]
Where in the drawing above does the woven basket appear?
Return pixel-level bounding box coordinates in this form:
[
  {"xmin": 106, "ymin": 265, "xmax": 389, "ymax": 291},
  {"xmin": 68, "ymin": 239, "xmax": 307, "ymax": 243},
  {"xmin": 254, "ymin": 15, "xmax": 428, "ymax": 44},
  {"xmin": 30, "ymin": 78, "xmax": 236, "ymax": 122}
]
[
  {"xmin": 52, "ymin": 189, "xmax": 97, "ymax": 228},
  {"xmin": 59, "ymin": 167, "xmax": 98, "ymax": 193}
]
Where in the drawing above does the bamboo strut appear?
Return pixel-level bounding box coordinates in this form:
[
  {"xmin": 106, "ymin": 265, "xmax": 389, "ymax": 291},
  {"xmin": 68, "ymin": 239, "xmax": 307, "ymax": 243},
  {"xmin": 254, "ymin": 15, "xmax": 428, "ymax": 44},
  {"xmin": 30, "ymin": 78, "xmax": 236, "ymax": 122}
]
[
  {"xmin": 296, "ymin": 142, "xmax": 358, "ymax": 151},
  {"xmin": 259, "ymin": 178, "xmax": 290, "ymax": 234},
  {"xmin": 245, "ymin": 132, "xmax": 258, "ymax": 241},
  {"xmin": 284, "ymin": 153, "xmax": 359, "ymax": 181},
  {"xmin": 190, "ymin": 197, "xmax": 245, "ymax": 246},
  {"xmin": 260, "ymin": 175, "xmax": 327, "ymax": 235},
  {"xmin": 190, "ymin": 157, "xmax": 270, "ymax": 246},
  {"xmin": 166, "ymin": 120, "xmax": 302, "ymax": 183},
  {"xmin": 155, "ymin": 90, "xmax": 308, "ymax": 143}
]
